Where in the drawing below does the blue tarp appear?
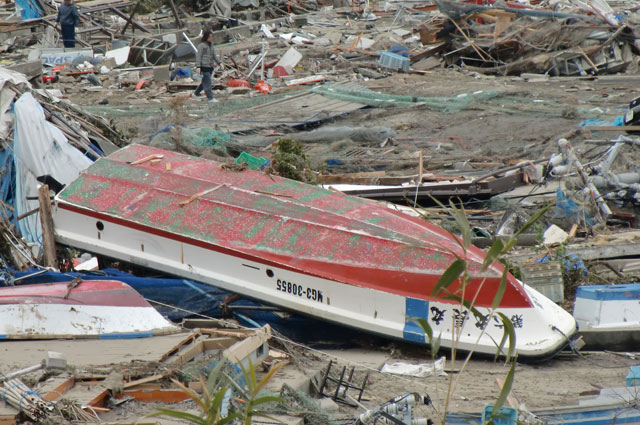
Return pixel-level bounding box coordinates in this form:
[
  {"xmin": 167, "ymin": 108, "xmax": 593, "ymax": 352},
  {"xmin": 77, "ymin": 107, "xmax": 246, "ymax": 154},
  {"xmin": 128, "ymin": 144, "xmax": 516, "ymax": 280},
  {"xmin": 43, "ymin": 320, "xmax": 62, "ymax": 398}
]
[
  {"xmin": 0, "ymin": 148, "xmax": 14, "ymax": 224},
  {"xmin": 15, "ymin": 0, "xmax": 43, "ymax": 20}
]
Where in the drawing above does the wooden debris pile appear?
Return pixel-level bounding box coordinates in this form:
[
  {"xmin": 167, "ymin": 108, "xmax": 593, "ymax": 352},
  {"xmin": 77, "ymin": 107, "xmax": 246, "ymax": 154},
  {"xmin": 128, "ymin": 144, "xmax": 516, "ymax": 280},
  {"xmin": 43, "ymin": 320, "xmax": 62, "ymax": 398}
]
[{"xmin": 414, "ymin": 0, "xmax": 640, "ymax": 76}]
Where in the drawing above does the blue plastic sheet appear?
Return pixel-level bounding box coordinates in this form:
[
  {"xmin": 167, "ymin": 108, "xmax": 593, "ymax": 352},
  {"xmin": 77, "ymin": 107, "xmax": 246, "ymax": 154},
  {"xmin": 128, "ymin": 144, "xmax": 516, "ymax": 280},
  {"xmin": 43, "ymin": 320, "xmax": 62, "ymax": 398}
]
[
  {"xmin": 0, "ymin": 148, "xmax": 14, "ymax": 223},
  {"xmin": 15, "ymin": 0, "xmax": 42, "ymax": 19},
  {"xmin": 554, "ymin": 187, "xmax": 593, "ymax": 226}
]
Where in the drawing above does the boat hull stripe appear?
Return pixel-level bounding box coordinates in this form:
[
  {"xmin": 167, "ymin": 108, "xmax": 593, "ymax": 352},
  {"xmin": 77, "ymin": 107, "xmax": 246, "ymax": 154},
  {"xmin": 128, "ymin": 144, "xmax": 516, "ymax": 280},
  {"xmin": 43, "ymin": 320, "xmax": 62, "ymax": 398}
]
[{"xmin": 403, "ymin": 297, "xmax": 429, "ymax": 342}]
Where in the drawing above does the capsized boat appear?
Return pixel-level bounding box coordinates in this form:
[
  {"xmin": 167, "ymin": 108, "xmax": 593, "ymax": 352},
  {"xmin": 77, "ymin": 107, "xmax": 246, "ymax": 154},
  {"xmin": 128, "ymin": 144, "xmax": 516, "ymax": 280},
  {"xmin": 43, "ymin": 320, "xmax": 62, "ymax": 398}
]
[
  {"xmin": 51, "ymin": 144, "xmax": 577, "ymax": 358},
  {"xmin": 0, "ymin": 279, "xmax": 179, "ymax": 339}
]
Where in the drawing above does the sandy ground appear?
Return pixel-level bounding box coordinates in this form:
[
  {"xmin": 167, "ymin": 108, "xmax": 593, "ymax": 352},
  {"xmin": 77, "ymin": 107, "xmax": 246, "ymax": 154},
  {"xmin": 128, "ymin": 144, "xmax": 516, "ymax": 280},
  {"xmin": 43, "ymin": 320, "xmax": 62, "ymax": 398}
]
[{"xmin": 1, "ymin": 333, "xmax": 638, "ymax": 424}]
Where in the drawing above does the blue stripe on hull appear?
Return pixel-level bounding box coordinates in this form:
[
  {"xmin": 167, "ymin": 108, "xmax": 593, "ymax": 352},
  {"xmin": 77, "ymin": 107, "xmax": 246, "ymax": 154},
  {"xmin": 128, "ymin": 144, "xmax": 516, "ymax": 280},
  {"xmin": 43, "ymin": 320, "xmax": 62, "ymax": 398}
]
[
  {"xmin": 98, "ymin": 332, "xmax": 154, "ymax": 339},
  {"xmin": 403, "ymin": 298, "xmax": 429, "ymax": 342}
]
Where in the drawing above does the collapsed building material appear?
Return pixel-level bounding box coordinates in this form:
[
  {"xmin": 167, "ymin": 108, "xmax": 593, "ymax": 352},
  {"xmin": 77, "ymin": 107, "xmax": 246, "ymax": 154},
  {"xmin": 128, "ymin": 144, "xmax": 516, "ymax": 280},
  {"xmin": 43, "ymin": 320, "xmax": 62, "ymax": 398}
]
[{"xmin": 424, "ymin": 0, "xmax": 638, "ymax": 76}]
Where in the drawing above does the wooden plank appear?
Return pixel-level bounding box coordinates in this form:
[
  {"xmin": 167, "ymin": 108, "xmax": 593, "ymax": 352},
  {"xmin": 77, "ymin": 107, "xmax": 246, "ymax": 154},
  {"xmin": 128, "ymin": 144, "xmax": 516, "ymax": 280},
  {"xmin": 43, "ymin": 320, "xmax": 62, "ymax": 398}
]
[
  {"xmin": 157, "ymin": 332, "xmax": 199, "ymax": 362},
  {"xmin": 123, "ymin": 374, "xmax": 166, "ymax": 389},
  {"xmin": 223, "ymin": 325, "xmax": 271, "ymax": 364},
  {"xmin": 410, "ymin": 43, "xmax": 446, "ymax": 63},
  {"xmin": 110, "ymin": 5, "xmax": 148, "ymax": 33},
  {"xmin": 120, "ymin": 389, "xmax": 190, "ymax": 403},
  {"xmin": 496, "ymin": 378, "xmax": 520, "ymax": 408},
  {"xmin": 494, "ymin": 13, "xmax": 512, "ymax": 38},
  {"xmin": 0, "ymin": 416, "xmax": 17, "ymax": 425},
  {"xmin": 87, "ymin": 389, "xmax": 110, "ymax": 408},
  {"xmin": 199, "ymin": 328, "xmax": 255, "ymax": 338},
  {"xmin": 167, "ymin": 0, "xmax": 182, "ymax": 28},
  {"xmin": 171, "ymin": 337, "xmax": 236, "ymax": 364},
  {"xmin": 318, "ymin": 171, "xmax": 386, "ymax": 184},
  {"xmin": 38, "ymin": 185, "xmax": 57, "ymax": 268},
  {"xmin": 43, "ymin": 377, "xmax": 75, "ymax": 402},
  {"xmin": 120, "ymin": 1, "xmax": 141, "ymax": 35}
]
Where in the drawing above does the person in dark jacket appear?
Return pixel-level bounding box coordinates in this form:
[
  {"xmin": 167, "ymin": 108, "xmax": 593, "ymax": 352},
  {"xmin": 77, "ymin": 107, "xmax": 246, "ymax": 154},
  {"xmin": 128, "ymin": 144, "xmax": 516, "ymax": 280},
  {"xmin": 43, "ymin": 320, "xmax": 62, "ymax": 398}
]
[
  {"xmin": 56, "ymin": 0, "xmax": 80, "ymax": 48},
  {"xmin": 194, "ymin": 30, "xmax": 222, "ymax": 103}
]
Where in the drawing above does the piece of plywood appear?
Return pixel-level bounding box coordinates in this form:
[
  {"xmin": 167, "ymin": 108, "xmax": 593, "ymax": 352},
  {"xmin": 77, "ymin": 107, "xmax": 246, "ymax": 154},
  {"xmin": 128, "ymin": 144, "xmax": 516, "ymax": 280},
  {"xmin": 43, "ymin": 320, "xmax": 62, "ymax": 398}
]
[{"xmin": 223, "ymin": 325, "xmax": 271, "ymax": 364}]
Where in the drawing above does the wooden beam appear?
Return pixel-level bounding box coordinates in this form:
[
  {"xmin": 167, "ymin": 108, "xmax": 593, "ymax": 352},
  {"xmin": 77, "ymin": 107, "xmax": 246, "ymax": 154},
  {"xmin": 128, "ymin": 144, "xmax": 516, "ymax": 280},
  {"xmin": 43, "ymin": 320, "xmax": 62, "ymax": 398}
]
[
  {"xmin": 123, "ymin": 374, "xmax": 166, "ymax": 389},
  {"xmin": 43, "ymin": 378, "xmax": 75, "ymax": 402},
  {"xmin": 38, "ymin": 185, "xmax": 57, "ymax": 268},
  {"xmin": 317, "ymin": 171, "xmax": 386, "ymax": 185},
  {"xmin": 113, "ymin": 4, "xmax": 148, "ymax": 34},
  {"xmin": 78, "ymin": 12, "xmax": 114, "ymax": 39},
  {"xmin": 120, "ymin": 389, "xmax": 190, "ymax": 403},
  {"xmin": 223, "ymin": 325, "xmax": 271, "ymax": 364},
  {"xmin": 167, "ymin": 0, "xmax": 182, "ymax": 28},
  {"xmin": 0, "ymin": 416, "xmax": 17, "ymax": 425}
]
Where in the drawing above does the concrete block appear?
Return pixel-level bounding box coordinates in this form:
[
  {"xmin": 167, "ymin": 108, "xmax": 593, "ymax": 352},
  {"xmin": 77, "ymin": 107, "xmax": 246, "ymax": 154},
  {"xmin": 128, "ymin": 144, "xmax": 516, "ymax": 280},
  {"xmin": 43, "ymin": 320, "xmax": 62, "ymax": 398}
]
[
  {"xmin": 153, "ymin": 65, "xmax": 171, "ymax": 81},
  {"xmin": 100, "ymin": 56, "xmax": 117, "ymax": 70},
  {"xmin": 7, "ymin": 60, "xmax": 43, "ymax": 78},
  {"xmin": 162, "ymin": 33, "xmax": 177, "ymax": 44},
  {"xmin": 316, "ymin": 397, "xmax": 340, "ymax": 413}
]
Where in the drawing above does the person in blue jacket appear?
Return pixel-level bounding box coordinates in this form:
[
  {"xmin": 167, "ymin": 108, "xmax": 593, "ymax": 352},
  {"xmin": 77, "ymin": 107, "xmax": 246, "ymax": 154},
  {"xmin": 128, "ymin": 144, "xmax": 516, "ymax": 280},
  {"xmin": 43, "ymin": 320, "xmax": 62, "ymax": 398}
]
[
  {"xmin": 57, "ymin": 0, "xmax": 80, "ymax": 48},
  {"xmin": 194, "ymin": 30, "xmax": 222, "ymax": 103}
]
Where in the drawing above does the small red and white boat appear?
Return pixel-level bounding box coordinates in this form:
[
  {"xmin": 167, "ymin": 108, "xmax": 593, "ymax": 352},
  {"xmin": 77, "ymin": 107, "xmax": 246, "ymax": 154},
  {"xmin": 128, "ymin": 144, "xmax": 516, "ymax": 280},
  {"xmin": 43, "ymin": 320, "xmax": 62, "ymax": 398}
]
[
  {"xmin": 0, "ymin": 280, "xmax": 179, "ymax": 339},
  {"xmin": 52, "ymin": 145, "xmax": 576, "ymax": 358}
]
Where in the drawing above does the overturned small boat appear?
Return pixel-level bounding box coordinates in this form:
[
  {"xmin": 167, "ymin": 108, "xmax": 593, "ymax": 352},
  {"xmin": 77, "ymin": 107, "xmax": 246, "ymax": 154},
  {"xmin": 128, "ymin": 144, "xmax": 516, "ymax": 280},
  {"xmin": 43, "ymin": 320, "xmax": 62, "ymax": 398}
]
[
  {"xmin": 574, "ymin": 283, "xmax": 640, "ymax": 350},
  {"xmin": 52, "ymin": 144, "xmax": 576, "ymax": 358},
  {"xmin": 0, "ymin": 279, "xmax": 179, "ymax": 339}
]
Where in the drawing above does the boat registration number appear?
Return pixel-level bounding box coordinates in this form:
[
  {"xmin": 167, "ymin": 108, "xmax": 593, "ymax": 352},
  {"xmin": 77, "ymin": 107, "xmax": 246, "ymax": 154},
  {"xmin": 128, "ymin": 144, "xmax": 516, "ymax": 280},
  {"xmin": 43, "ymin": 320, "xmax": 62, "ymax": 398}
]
[{"xmin": 276, "ymin": 279, "xmax": 323, "ymax": 303}]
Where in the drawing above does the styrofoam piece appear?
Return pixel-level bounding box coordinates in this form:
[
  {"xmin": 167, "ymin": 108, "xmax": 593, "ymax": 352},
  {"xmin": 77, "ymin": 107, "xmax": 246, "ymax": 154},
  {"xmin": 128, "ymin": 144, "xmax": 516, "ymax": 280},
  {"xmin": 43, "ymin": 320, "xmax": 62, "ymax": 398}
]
[
  {"xmin": 543, "ymin": 224, "xmax": 569, "ymax": 245},
  {"xmin": 261, "ymin": 24, "xmax": 275, "ymax": 38},
  {"xmin": 274, "ymin": 47, "xmax": 302, "ymax": 75},
  {"xmin": 105, "ymin": 46, "xmax": 130, "ymax": 67}
]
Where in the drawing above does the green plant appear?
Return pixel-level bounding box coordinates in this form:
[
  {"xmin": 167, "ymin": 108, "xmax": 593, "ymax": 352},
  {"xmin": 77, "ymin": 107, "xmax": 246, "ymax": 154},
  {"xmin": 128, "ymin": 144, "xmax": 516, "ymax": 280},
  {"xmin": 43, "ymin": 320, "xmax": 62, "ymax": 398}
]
[
  {"xmin": 225, "ymin": 359, "xmax": 285, "ymax": 425},
  {"xmin": 148, "ymin": 359, "xmax": 284, "ymax": 425},
  {"xmin": 269, "ymin": 138, "xmax": 317, "ymax": 184},
  {"xmin": 412, "ymin": 199, "xmax": 552, "ymax": 425}
]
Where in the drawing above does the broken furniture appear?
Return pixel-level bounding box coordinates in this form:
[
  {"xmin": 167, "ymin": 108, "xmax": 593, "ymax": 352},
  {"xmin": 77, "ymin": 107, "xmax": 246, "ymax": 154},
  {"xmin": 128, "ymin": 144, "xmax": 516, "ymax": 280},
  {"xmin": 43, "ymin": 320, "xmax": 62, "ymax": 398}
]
[
  {"xmin": 127, "ymin": 38, "xmax": 178, "ymax": 66},
  {"xmin": 314, "ymin": 360, "xmax": 368, "ymax": 407}
]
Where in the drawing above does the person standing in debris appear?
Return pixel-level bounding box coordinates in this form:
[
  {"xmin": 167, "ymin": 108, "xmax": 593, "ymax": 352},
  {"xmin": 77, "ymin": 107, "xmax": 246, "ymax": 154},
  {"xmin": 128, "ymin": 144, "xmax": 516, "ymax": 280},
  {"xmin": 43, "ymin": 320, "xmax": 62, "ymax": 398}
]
[
  {"xmin": 56, "ymin": 0, "xmax": 80, "ymax": 48},
  {"xmin": 194, "ymin": 30, "xmax": 221, "ymax": 103}
]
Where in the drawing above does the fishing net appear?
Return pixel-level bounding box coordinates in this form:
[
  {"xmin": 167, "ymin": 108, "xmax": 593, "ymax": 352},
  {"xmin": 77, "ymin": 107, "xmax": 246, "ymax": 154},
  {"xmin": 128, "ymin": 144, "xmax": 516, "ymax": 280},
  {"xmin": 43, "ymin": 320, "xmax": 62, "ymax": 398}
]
[
  {"xmin": 80, "ymin": 92, "xmax": 293, "ymax": 119},
  {"xmin": 311, "ymin": 84, "xmax": 501, "ymax": 111},
  {"xmin": 149, "ymin": 125, "xmax": 230, "ymax": 154}
]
